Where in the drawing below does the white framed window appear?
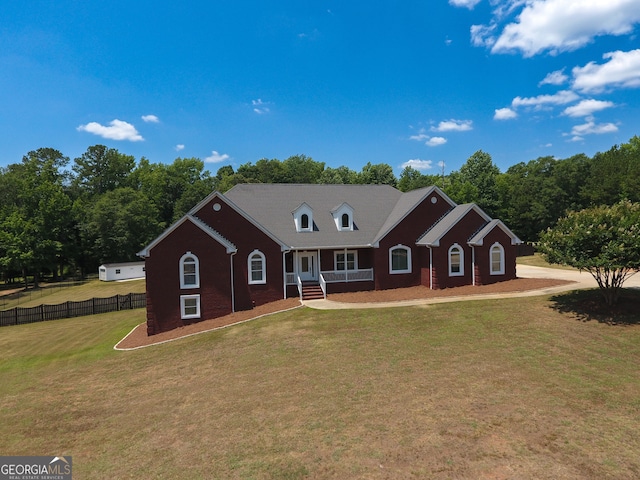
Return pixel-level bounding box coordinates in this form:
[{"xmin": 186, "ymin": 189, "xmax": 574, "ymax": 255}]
[
  {"xmin": 490, "ymin": 242, "xmax": 505, "ymax": 275},
  {"xmin": 293, "ymin": 203, "xmax": 314, "ymax": 232},
  {"xmin": 335, "ymin": 251, "xmax": 357, "ymax": 271},
  {"xmin": 389, "ymin": 245, "xmax": 411, "ymax": 274},
  {"xmin": 180, "ymin": 252, "xmax": 200, "ymax": 289},
  {"xmin": 180, "ymin": 294, "xmax": 201, "ymax": 319},
  {"xmin": 331, "ymin": 203, "xmax": 354, "ymax": 231},
  {"xmin": 248, "ymin": 250, "xmax": 266, "ymax": 284},
  {"xmin": 448, "ymin": 244, "xmax": 464, "ymax": 276}
]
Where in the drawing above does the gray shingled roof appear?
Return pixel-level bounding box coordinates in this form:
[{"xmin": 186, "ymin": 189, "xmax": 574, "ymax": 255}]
[
  {"xmin": 468, "ymin": 219, "xmax": 522, "ymax": 246},
  {"xmin": 224, "ymin": 184, "xmax": 446, "ymax": 249},
  {"xmin": 417, "ymin": 204, "xmax": 490, "ymax": 247}
]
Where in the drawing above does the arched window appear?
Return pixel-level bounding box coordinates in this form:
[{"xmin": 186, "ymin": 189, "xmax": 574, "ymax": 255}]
[
  {"xmin": 490, "ymin": 243, "xmax": 505, "ymax": 275},
  {"xmin": 248, "ymin": 250, "xmax": 266, "ymax": 284},
  {"xmin": 341, "ymin": 213, "xmax": 350, "ymax": 229},
  {"xmin": 448, "ymin": 244, "xmax": 464, "ymax": 276},
  {"xmin": 300, "ymin": 214, "xmax": 309, "ymax": 230},
  {"xmin": 180, "ymin": 252, "xmax": 200, "ymax": 288},
  {"xmin": 389, "ymin": 245, "xmax": 411, "ymax": 274}
]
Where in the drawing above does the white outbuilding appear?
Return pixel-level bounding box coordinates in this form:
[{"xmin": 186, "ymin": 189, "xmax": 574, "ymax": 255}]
[{"xmin": 99, "ymin": 261, "xmax": 146, "ymax": 281}]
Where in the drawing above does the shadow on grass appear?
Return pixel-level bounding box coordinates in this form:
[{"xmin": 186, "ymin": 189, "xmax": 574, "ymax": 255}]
[{"xmin": 549, "ymin": 288, "xmax": 640, "ymax": 325}]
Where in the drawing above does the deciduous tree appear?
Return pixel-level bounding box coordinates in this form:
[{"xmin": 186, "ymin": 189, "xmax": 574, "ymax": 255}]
[{"xmin": 539, "ymin": 201, "xmax": 640, "ymax": 306}]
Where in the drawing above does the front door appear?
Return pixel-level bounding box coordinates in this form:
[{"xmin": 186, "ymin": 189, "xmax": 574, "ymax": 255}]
[{"xmin": 298, "ymin": 252, "xmax": 318, "ymax": 282}]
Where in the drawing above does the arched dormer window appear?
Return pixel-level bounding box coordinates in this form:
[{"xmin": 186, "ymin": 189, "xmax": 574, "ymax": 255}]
[
  {"xmin": 389, "ymin": 244, "xmax": 411, "ymax": 274},
  {"xmin": 332, "ymin": 203, "xmax": 354, "ymax": 231},
  {"xmin": 490, "ymin": 242, "xmax": 505, "ymax": 275},
  {"xmin": 248, "ymin": 250, "xmax": 266, "ymax": 284},
  {"xmin": 293, "ymin": 203, "xmax": 313, "ymax": 232},
  {"xmin": 180, "ymin": 252, "xmax": 200, "ymax": 288},
  {"xmin": 448, "ymin": 244, "xmax": 464, "ymax": 276}
]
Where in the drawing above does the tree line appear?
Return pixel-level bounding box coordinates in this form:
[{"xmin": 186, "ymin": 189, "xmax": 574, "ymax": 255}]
[{"xmin": 1, "ymin": 136, "xmax": 638, "ymax": 286}]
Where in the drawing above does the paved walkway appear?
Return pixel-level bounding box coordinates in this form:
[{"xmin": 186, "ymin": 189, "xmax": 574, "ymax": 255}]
[{"xmin": 302, "ymin": 265, "xmax": 640, "ymax": 310}]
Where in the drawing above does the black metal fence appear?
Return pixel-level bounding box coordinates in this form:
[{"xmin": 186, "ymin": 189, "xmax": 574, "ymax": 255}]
[{"xmin": 0, "ymin": 293, "xmax": 146, "ymax": 327}]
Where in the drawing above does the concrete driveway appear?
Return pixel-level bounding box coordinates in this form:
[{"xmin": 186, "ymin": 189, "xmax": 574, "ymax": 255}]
[{"xmin": 303, "ymin": 265, "xmax": 640, "ymax": 310}]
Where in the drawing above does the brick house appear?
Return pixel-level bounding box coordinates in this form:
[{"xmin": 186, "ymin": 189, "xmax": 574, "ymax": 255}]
[{"xmin": 138, "ymin": 184, "xmax": 521, "ymax": 335}]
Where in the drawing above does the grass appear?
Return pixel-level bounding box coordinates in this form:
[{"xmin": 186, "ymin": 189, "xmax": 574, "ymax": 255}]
[
  {"xmin": 0, "ymin": 278, "xmax": 146, "ymax": 310},
  {"xmin": 516, "ymin": 252, "xmax": 579, "ymax": 270},
  {"xmin": 1, "ymin": 293, "xmax": 640, "ymax": 479}
]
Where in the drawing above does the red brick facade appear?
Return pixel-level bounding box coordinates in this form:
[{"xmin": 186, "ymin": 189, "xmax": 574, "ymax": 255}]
[{"xmin": 140, "ymin": 186, "xmax": 521, "ymax": 335}]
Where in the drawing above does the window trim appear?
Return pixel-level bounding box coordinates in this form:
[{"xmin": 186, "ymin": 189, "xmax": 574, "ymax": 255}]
[
  {"xmin": 448, "ymin": 244, "xmax": 464, "ymax": 277},
  {"xmin": 180, "ymin": 294, "xmax": 201, "ymax": 320},
  {"xmin": 300, "ymin": 214, "xmax": 309, "ymax": 230},
  {"xmin": 180, "ymin": 252, "xmax": 200, "ymax": 289},
  {"xmin": 332, "ymin": 203, "xmax": 354, "ymax": 231},
  {"xmin": 341, "ymin": 213, "xmax": 350, "ymax": 229},
  {"xmin": 334, "ymin": 250, "xmax": 358, "ymax": 271},
  {"xmin": 389, "ymin": 244, "xmax": 412, "ymax": 274},
  {"xmin": 248, "ymin": 249, "xmax": 267, "ymax": 284},
  {"xmin": 293, "ymin": 204, "xmax": 314, "ymax": 232},
  {"xmin": 490, "ymin": 242, "xmax": 505, "ymax": 275}
]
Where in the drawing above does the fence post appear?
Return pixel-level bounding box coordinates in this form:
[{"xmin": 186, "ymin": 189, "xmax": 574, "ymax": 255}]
[
  {"xmin": 14, "ymin": 307, "xmax": 18, "ymax": 326},
  {"xmin": 92, "ymin": 297, "xmax": 96, "ymax": 315}
]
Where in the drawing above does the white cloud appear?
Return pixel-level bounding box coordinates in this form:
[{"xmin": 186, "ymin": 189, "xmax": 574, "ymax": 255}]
[
  {"xmin": 539, "ymin": 69, "xmax": 568, "ymax": 86},
  {"xmin": 77, "ymin": 119, "xmax": 143, "ymax": 142},
  {"xmin": 401, "ymin": 159, "xmax": 433, "ymax": 171},
  {"xmin": 562, "ymin": 99, "xmax": 615, "ymax": 117},
  {"xmin": 252, "ymin": 99, "xmax": 271, "ymax": 114},
  {"xmin": 175, "ymin": 144, "xmax": 185, "ymax": 152},
  {"xmin": 471, "ymin": 23, "xmax": 497, "ymax": 48},
  {"xmin": 449, "ymin": 0, "xmax": 481, "ymax": 9},
  {"xmin": 489, "ymin": 0, "xmax": 640, "ymax": 57},
  {"xmin": 205, "ymin": 150, "xmax": 230, "ymax": 163},
  {"xmin": 409, "ymin": 128, "xmax": 429, "ymax": 141},
  {"xmin": 570, "ymin": 120, "xmax": 618, "ymax": 136},
  {"xmin": 141, "ymin": 114, "xmax": 160, "ymax": 123},
  {"xmin": 572, "ymin": 49, "xmax": 640, "ymax": 93},
  {"xmin": 426, "ymin": 136, "xmax": 447, "ymax": 147},
  {"xmin": 431, "ymin": 119, "xmax": 473, "ymax": 132},
  {"xmin": 511, "ymin": 89, "xmax": 579, "ymax": 109},
  {"xmin": 494, "ymin": 107, "xmax": 517, "ymax": 120}
]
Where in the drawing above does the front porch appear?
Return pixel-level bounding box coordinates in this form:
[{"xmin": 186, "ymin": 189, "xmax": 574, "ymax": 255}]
[{"xmin": 284, "ymin": 249, "xmax": 374, "ymax": 299}]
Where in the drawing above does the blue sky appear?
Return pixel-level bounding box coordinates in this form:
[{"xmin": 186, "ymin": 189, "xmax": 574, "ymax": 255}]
[{"xmin": 2, "ymin": 1, "xmax": 639, "ymax": 174}]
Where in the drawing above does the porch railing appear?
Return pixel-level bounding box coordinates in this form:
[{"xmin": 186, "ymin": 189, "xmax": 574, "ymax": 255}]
[
  {"xmin": 320, "ymin": 268, "xmax": 374, "ymax": 283},
  {"xmin": 319, "ymin": 274, "xmax": 327, "ymax": 298}
]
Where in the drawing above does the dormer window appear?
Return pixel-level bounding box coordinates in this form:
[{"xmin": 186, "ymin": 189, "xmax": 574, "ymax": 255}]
[
  {"xmin": 293, "ymin": 203, "xmax": 314, "ymax": 232},
  {"xmin": 332, "ymin": 203, "xmax": 354, "ymax": 231}
]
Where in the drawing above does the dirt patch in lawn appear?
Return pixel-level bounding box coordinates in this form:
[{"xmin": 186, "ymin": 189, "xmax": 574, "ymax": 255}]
[{"xmin": 116, "ymin": 277, "xmax": 571, "ymax": 349}]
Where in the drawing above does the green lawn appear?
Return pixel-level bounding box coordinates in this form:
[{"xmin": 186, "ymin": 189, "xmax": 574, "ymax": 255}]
[
  {"xmin": 1, "ymin": 293, "xmax": 639, "ymax": 479},
  {"xmin": 0, "ymin": 278, "xmax": 146, "ymax": 310},
  {"xmin": 516, "ymin": 252, "xmax": 577, "ymax": 270}
]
